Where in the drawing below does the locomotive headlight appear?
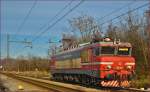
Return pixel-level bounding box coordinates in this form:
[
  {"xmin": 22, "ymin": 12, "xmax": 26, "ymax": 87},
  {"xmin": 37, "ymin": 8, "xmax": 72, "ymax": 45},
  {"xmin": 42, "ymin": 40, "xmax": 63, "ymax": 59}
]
[
  {"xmin": 127, "ymin": 65, "xmax": 132, "ymax": 69},
  {"xmin": 107, "ymin": 65, "xmax": 111, "ymax": 69}
]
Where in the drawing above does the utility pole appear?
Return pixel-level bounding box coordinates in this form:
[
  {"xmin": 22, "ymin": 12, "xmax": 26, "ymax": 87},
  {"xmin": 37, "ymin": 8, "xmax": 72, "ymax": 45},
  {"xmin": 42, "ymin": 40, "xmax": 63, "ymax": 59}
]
[
  {"xmin": 6, "ymin": 34, "xmax": 32, "ymax": 71},
  {"xmin": 48, "ymin": 39, "xmax": 61, "ymax": 56},
  {"xmin": 7, "ymin": 34, "xmax": 10, "ymax": 61},
  {"xmin": 145, "ymin": 1, "xmax": 150, "ymax": 73},
  {"xmin": 6, "ymin": 34, "xmax": 32, "ymax": 60},
  {"xmin": 147, "ymin": 1, "xmax": 150, "ymax": 61},
  {"xmin": 48, "ymin": 39, "xmax": 56, "ymax": 56}
]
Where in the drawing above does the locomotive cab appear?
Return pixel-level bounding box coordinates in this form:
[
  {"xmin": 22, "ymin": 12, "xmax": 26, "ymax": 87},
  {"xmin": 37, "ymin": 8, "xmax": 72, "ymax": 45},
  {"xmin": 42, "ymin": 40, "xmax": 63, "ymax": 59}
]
[{"xmin": 91, "ymin": 41, "xmax": 135, "ymax": 87}]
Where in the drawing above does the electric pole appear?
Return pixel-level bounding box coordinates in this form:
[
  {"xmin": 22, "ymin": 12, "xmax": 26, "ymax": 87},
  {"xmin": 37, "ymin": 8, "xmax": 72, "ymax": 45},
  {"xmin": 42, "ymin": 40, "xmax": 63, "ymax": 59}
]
[
  {"xmin": 6, "ymin": 34, "xmax": 32, "ymax": 61},
  {"xmin": 48, "ymin": 39, "xmax": 61, "ymax": 56},
  {"xmin": 147, "ymin": 0, "xmax": 150, "ymax": 75},
  {"xmin": 7, "ymin": 34, "xmax": 10, "ymax": 62},
  {"xmin": 145, "ymin": 1, "xmax": 150, "ymax": 73}
]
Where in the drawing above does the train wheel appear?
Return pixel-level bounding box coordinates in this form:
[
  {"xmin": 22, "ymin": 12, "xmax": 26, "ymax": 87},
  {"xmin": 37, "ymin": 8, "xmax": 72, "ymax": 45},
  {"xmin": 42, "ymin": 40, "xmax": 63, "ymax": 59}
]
[
  {"xmin": 91, "ymin": 77, "xmax": 96, "ymax": 86},
  {"xmin": 86, "ymin": 77, "xmax": 91, "ymax": 86},
  {"xmin": 81, "ymin": 75, "xmax": 86, "ymax": 85},
  {"xmin": 78, "ymin": 75, "xmax": 82, "ymax": 84}
]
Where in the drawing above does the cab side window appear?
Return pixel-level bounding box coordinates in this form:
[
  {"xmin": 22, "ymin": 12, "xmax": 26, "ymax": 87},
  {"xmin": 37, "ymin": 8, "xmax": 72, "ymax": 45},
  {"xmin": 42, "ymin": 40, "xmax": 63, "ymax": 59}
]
[{"xmin": 93, "ymin": 47, "xmax": 100, "ymax": 56}]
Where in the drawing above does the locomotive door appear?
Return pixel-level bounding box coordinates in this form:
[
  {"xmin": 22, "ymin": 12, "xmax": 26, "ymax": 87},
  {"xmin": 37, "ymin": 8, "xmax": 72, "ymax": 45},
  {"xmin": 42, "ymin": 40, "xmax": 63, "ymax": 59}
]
[
  {"xmin": 91, "ymin": 47, "xmax": 99, "ymax": 73},
  {"xmin": 81, "ymin": 48, "xmax": 91, "ymax": 67},
  {"xmin": 50, "ymin": 57, "xmax": 55, "ymax": 70},
  {"xmin": 81, "ymin": 48, "xmax": 95, "ymax": 71},
  {"xmin": 88, "ymin": 48, "xmax": 94, "ymax": 72},
  {"xmin": 91, "ymin": 47, "xmax": 95, "ymax": 72}
]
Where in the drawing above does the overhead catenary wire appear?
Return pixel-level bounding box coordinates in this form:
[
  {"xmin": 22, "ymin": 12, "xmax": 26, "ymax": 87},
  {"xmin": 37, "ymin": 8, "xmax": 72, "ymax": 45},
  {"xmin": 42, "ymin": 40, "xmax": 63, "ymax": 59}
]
[
  {"xmin": 15, "ymin": 2, "xmax": 148, "ymax": 57},
  {"xmin": 76, "ymin": 3, "xmax": 149, "ymax": 36},
  {"xmin": 15, "ymin": 0, "xmax": 37, "ymax": 35},
  {"xmin": 15, "ymin": 0, "xmax": 84, "ymax": 56},
  {"xmin": 15, "ymin": 0, "xmax": 134, "ymax": 57},
  {"xmin": 38, "ymin": 0, "xmax": 73, "ymax": 31},
  {"xmin": 14, "ymin": 1, "xmax": 73, "ymax": 55},
  {"xmin": 32, "ymin": 0, "xmax": 84, "ymax": 42},
  {"xmin": 32, "ymin": 0, "xmax": 73, "ymax": 42},
  {"xmin": 99, "ymin": 3, "xmax": 149, "ymax": 26},
  {"xmin": 97, "ymin": 0, "xmax": 135, "ymax": 22}
]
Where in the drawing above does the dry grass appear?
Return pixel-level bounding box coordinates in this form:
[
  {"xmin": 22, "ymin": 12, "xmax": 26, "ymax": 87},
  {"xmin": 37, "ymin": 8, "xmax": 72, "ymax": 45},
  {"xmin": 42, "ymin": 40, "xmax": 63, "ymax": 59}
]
[
  {"xmin": 131, "ymin": 75, "xmax": 150, "ymax": 88},
  {"xmin": 7, "ymin": 71, "xmax": 51, "ymax": 79}
]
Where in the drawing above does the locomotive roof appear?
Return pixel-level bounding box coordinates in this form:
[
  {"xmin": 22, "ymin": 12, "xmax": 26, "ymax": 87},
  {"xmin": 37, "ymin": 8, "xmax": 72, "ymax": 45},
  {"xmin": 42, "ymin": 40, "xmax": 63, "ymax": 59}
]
[{"xmin": 52, "ymin": 41, "xmax": 132, "ymax": 57}]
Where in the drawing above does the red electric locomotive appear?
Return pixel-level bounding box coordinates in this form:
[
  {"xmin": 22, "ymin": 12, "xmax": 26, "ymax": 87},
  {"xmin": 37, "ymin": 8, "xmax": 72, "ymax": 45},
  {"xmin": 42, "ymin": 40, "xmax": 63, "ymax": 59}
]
[{"xmin": 50, "ymin": 38, "xmax": 135, "ymax": 87}]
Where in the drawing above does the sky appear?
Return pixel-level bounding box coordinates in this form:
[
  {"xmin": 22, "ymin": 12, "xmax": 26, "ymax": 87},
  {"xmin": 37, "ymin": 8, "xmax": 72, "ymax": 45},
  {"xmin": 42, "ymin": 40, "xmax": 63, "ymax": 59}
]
[{"xmin": 0, "ymin": 0, "xmax": 149, "ymax": 59}]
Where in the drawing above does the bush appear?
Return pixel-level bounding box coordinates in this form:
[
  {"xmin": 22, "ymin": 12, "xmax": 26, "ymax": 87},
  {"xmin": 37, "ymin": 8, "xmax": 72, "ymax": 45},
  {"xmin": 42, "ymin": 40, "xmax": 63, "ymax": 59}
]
[{"xmin": 131, "ymin": 75, "xmax": 150, "ymax": 88}]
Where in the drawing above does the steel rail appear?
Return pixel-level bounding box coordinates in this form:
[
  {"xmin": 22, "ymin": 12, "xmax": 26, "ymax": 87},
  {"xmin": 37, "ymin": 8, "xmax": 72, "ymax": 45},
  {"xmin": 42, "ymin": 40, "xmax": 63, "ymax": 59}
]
[
  {"xmin": 1, "ymin": 72, "xmax": 104, "ymax": 92},
  {"xmin": 1, "ymin": 72, "xmax": 150, "ymax": 92}
]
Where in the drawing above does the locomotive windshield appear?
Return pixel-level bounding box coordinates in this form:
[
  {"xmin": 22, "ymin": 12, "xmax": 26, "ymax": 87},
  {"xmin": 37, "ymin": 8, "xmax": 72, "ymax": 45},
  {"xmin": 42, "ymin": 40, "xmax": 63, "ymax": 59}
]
[
  {"xmin": 101, "ymin": 46, "xmax": 115, "ymax": 55},
  {"xmin": 117, "ymin": 47, "xmax": 131, "ymax": 55},
  {"xmin": 93, "ymin": 45, "xmax": 131, "ymax": 56}
]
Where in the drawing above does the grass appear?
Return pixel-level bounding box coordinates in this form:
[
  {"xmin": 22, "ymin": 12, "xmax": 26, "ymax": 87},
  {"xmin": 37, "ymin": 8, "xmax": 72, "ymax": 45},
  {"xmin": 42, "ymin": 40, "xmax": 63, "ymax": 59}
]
[
  {"xmin": 131, "ymin": 74, "xmax": 150, "ymax": 88},
  {"xmin": 6, "ymin": 71, "xmax": 51, "ymax": 79}
]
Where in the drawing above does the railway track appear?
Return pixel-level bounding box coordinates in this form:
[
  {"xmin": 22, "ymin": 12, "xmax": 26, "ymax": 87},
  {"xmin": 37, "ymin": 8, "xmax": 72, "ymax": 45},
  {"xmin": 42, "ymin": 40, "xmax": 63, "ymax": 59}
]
[
  {"xmin": 0, "ymin": 72, "xmax": 106, "ymax": 92},
  {"xmin": 0, "ymin": 72, "xmax": 150, "ymax": 92}
]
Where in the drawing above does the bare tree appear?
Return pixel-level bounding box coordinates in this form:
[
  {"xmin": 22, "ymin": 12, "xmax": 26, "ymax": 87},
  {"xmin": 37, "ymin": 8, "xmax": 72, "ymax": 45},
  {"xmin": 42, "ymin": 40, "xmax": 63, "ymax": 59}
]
[
  {"xmin": 106, "ymin": 11, "xmax": 149, "ymax": 75},
  {"xmin": 69, "ymin": 15, "xmax": 101, "ymax": 43}
]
